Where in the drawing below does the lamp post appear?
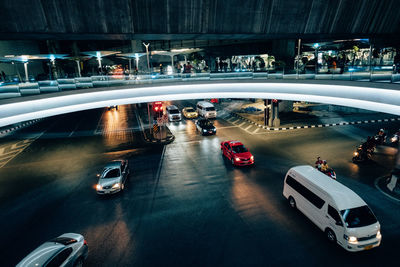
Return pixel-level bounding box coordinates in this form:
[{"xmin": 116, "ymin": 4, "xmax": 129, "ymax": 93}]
[
  {"xmin": 297, "ymin": 39, "xmax": 301, "ymax": 78},
  {"xmin": 313, "ymin": 43, "xmax": 320, "ymax": 75},
  {"xmin": 143, "ymin": 42, "xmax": 150, "ymax": 73},
  {"xmin": 21, "ymin": 56, "xmax": 29, "ymax": 82},
  {"xmin": 96, "ymin": 51, "xmax": 102, "ymax": 74}
]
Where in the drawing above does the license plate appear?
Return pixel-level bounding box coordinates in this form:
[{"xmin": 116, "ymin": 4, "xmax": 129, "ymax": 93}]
[{"xmin": 364, "ymin": 245, "xmax": 373, "ymax": 250}]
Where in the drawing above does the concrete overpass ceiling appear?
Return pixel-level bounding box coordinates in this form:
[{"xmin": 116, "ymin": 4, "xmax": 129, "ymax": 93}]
[{"xmin": 1, "ymin": 0, "xmax": 400, "ymax": 40}]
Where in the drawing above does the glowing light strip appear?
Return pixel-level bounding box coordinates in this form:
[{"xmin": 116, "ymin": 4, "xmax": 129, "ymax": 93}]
[{"xmin": 0, "ymin": 82, "xmax": 399, "ymax": 127}]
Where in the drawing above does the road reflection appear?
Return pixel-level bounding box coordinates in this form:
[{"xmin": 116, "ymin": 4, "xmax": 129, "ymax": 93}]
[
  {"xmin": 102, "ymin": 105, "xmax": 134, "ymax": 148},
  {"xmin": 84, "ymin": 203, "xmax": 134, "ymax": 264}
]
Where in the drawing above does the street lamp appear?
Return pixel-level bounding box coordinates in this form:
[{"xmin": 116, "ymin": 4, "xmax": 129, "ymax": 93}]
[
  {"xmin": 21, "ymin": 55, "xmax": 29, "ymax": 82},
  {"xmin": 96, "ymin": 51, "xmax": 102, "ymax": 74},
  {"xmin": 143, "ymin": 42, "xmax": 150, "ymax": 73},
  {"xmin": 313, "ymin": 43, "xmax": 320, "ymax": 74}
]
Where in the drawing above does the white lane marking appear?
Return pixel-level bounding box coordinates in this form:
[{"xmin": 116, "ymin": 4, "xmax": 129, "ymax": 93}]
[
  {"xmin": 244, "ymin": 125, "xmax": 253, "ymax": 131},
  {"xmin": 237, "ymin": 122, "xmax": 246, "ymax": 127},
  {"xmin": 216, "ymin": 126, "xmax": 239, "ymax": 129},
  {"xmin": 227, "ymin": 117, "xmax": 236, "ymax": 122},
  {"xmin": 253, "ymin": 128, "xmax": 260, "ymax": 134},
  {"xmin": 231, "ymin": 119, "xmax": 240, "ymax": 124}
]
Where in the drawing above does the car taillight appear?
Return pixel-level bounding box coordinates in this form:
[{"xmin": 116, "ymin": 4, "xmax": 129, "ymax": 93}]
[{"xmin": 84, "ymin": 239, "xmax": 88, "ymax": 246}]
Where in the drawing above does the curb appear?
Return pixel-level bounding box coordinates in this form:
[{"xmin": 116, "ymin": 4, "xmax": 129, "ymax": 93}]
[
  {"xmin": 374, "ymin": 176, "xmax": 400, "ymax": 203},
  {"xmin": 230, "ymin": 112, "xmax": 400, "ymax": 131},
  {"xmin": 0, "ymin": 119, "xmax": 42, "ymax": 136},
  {"xmin": 134, "ymin": 104, "xmax": 175, "ymax": 145}
]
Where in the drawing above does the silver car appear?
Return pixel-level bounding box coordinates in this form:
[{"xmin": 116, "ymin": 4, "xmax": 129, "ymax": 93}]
[
  {"xmin": 16, "ymin": 233, "xmax": 88, "ymax": 267},
  {"xmin": 95, "ymin": 160, "xmax": 129, "ymax": 194}
]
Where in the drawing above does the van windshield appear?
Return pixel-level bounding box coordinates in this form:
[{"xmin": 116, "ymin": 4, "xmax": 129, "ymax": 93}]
[
  {"xmin": 205, "ymin": 107, "xmax": 215, "ymax": 111},
  {"xmin": 340, "ymin": 205, "xmax": 377, "ymax": 228}
]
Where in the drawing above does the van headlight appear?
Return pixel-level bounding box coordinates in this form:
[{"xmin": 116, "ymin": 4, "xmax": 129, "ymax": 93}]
[
  {"xmin": 353, "ymin": 152, "xmax": 358, "ymax": 156},
  {"xmin": 112, "ymin": 183, "xmax": 121, "ymax": 189},
  {"xmin": 344, "ymin": 234, "xmax": 358, "ymax": 244},
  {"xmin": 235, "ymin": 157, "xmax": 240, "ymax": 162},
  {"xmin": 250, "ymin": 156, "xmax": 254, "ymax": 161},
  {"xmin": 376, "ymin": 230, "xmax": 382, "ymax": 239}
]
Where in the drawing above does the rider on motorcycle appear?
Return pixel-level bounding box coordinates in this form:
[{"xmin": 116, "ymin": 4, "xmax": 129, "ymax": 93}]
[
  {"xmin": 320, "ymin": 160, "xmax": 329, "ymax": 173},
  {"xmin": 315, "ymin": 156, "xmax": 323, "ymax": 170}
]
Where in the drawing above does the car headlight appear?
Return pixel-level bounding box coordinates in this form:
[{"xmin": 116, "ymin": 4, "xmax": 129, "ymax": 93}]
[
  {"xmin": 212, "ymin": 128, "xmax": 216, "ymax": 132},
  {"xmin": 376, "ymin": 230, "xmax": 382, "ymax": 239},
  {"xmin": 344, "ymin": 234, "xmax": 358, "ymax": 244},
  {"xmin": 203, "ymin": 129, "xmax": 207, "ymax": 132},
  {"xmin": 112, "ymin": 183, "xmax": 121, "ymax": 189},
  {"xmin": 391, "ymin": 137, "xmax": 397, "ymax": 142},
  {"xmin": 96, "ymin": 184, "xmax": 102, "ymax": 191},
  {"xmin": 235, "ymin": 157, "xmax": 240, "ymax": 162},
  {"xmin": 354, "ymin": 152, "xmax": 358, "ymax": 156},
  {"xmin": 250, "ymin": 156, "xmax": 254, "ymax": 160}
]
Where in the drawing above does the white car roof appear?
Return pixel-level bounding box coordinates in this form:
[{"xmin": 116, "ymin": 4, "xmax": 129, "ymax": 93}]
[
  {"xmin": 197, "ymin": 101, "xmax": 214, "ymax": 107},
  {"xmin": 16, "ymin": 242, "xmax": 64, "ymax": 267},
  {"xmin": 289, "ymin": 165, "xmax": 366, "ymax": 210}
]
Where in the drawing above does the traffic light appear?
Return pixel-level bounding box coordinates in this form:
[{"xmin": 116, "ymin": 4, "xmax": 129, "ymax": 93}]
[{"xmin": 152, "ymin": 101, "xmax": 163, "ymax": 119}]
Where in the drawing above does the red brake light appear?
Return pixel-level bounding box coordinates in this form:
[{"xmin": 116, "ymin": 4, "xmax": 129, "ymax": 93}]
[{"xmin": 84, "ymin": 239, "xmax": 88, "ymax": 246}]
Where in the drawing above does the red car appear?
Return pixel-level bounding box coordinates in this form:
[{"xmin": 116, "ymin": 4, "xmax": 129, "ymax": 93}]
[{"xmin": 221, "ymin": 140, "xmax": 254, "ymax": 166}]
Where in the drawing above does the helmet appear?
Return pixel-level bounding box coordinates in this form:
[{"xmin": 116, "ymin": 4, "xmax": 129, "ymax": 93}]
[{"xmin": 323, "ymin": 160, "xmax": 327, "ymax": 163}]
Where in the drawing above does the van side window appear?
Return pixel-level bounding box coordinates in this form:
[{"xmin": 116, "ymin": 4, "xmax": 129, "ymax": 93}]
[
  {"xmin": 285, "ymin": 175, "xmax": 325, "ymax": 209},
  {"xmin": 328, "ymin": 205, "xmax": 341, "ymax": 223}
]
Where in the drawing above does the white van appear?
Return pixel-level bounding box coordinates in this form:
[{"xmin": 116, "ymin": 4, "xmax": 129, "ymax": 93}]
[
  {"xmin": 166, "ymin": 105, "xmax": 182, "ymax": 122},
  {"xmin": 196, "ymin": 101, "xmax": 217, "ymax": 119},
  {"xmin": 283, "ymin": 165, "xmax": 381, "ymax": 252}
]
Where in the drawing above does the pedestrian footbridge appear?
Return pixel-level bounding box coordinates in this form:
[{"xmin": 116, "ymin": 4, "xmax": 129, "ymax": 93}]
[{"xmin": 0, "ymin": 79, "xmax": 399, "ymax": 127}]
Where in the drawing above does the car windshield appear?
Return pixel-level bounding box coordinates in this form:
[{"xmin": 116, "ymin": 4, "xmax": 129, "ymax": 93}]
[
  {"xmin": 232, "ymin": 145, "xmax": 248, "ymax": 153},
  {"xmin": 340, "ymin": 205, "xmax": 377, "ymax": 228},
  {"xmin": 103, "ymin": 168, "xmax": 120, "ymax": 178},
  {"xmin": 205, "ymin": 107, "xmax": 215, "ymax": 111},
  {"xmin": 169, "ymin": 109, "xmax": 179, "ymax": 114},
  {"xmin": 201, "ymin": 120, "xmax": 213, "ymax": 126},
  {"xmin": 186, "ymin": 108, "xmax": 195, "ymax": 112}
]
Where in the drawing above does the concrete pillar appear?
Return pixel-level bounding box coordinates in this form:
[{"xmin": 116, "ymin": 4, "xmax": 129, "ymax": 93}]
[{"xmin": 272, "ymin": 101, "xmax": 280, "ymax": 127}]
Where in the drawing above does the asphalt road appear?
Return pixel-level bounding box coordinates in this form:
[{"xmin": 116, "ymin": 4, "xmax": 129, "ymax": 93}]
[{"xmin": 1, "ymin": 101, "xmax": 399, "ymax": 267}]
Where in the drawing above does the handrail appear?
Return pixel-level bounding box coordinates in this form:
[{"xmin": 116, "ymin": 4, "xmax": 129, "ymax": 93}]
[{"xmin": 1, "ymin": 71, "xmax": 400, "ymax": 100}]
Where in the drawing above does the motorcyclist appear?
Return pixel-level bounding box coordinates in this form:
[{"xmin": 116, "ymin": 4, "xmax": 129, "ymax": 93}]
[
  {"xmin": 320, "ymin": 160, "xmax": 329, "ymax": 173},
  {"xmin": 315, "ymin": 156, "xmax": 323, "ymax": 170}
]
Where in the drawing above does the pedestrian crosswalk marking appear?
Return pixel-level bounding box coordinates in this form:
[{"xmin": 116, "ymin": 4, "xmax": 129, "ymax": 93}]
[{"xmin": 244, "ymin": 125, "xmax": 253, "ymax": 131}]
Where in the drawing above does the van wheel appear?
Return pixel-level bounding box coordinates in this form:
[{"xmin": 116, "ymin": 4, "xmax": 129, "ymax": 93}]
[
  {"xmin": 326, "ymin": 228, "xmax": 336, "ymax": 243},
  {"xmin": 288, "ymin": 197, "xmax": 296, "ymax": 209}
]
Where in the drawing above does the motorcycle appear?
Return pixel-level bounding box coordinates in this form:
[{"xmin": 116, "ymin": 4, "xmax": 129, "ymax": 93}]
[
  {"xmin": 390, "ymin": 133, "xmax": 399, "ymax": 146},
  {"xmin": 374, "ymin": 134, "xmax": 386, "ymax": 146},
  {"xmin": 352, "ymin": 145, "xmax": 372, "ymax": 163}
]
